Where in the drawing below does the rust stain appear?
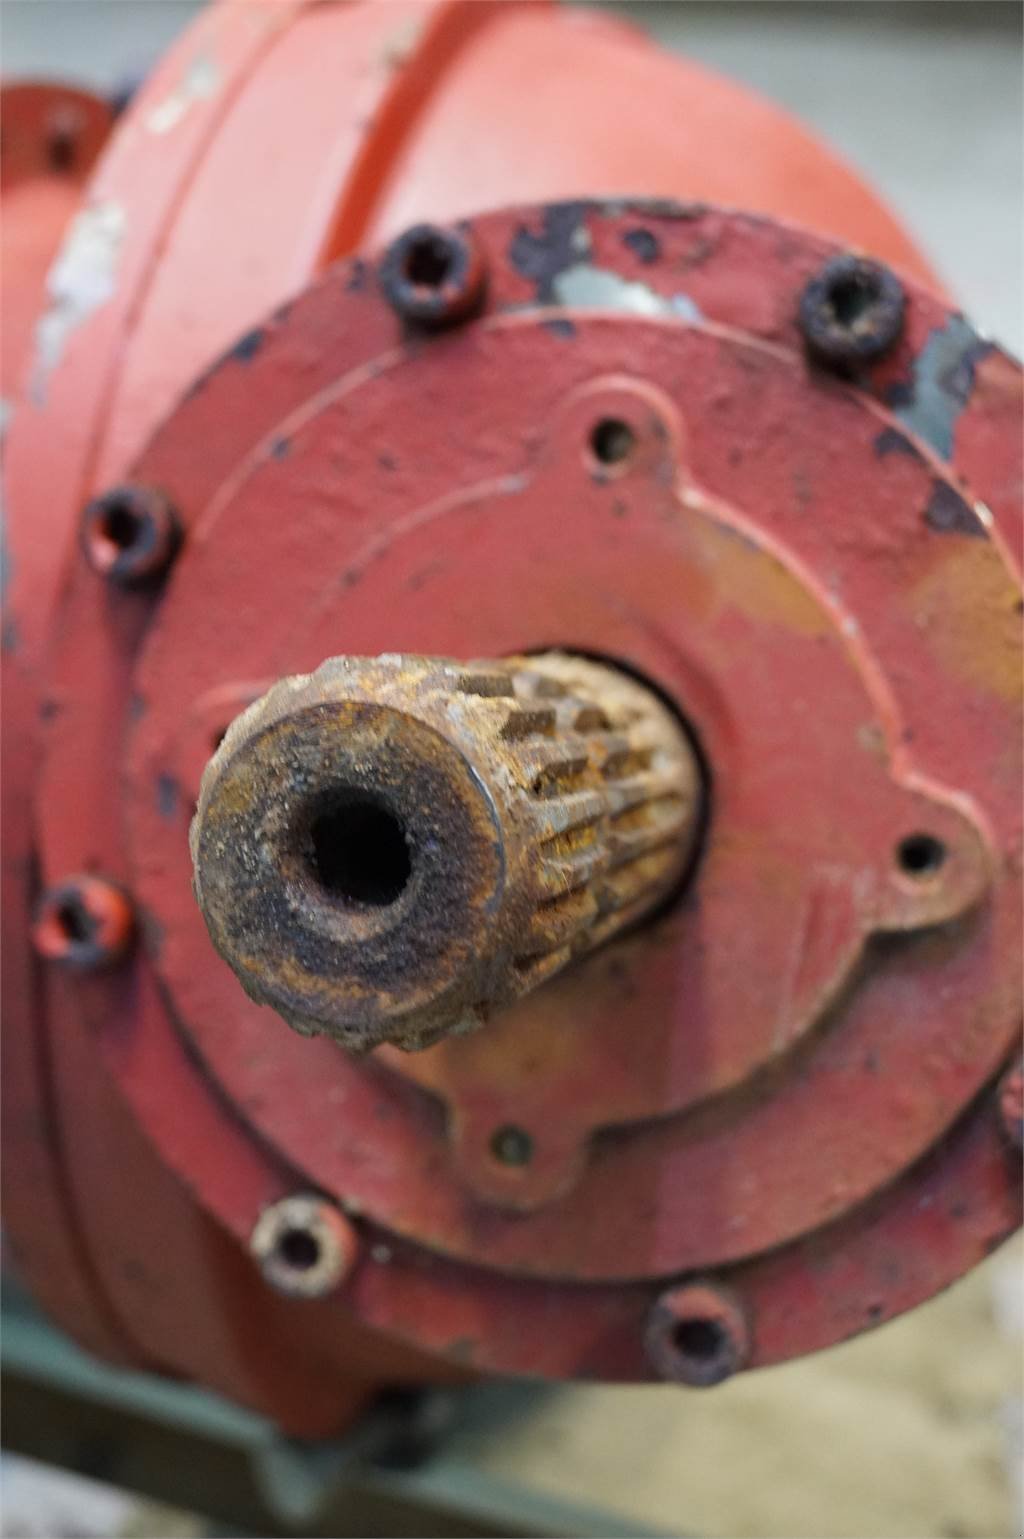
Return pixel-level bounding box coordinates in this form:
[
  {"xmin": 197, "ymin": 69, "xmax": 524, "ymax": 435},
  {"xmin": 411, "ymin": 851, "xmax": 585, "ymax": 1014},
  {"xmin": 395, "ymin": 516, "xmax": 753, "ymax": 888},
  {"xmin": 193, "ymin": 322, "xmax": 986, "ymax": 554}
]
[
  {"xmin": 191, "ymin": 653, "xmax": 704, "ymax": 1053},
  {"xmin": 909, "ymin": 544, "xmax": 1023, "ymax": 703}
]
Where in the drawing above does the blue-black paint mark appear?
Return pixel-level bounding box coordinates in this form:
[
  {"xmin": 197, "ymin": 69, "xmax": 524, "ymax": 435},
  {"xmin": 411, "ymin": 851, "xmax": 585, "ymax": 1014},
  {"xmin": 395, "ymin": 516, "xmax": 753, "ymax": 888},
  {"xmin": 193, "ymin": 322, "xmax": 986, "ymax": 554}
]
[
  {"xmin": 873, "ymin": 426, "xmax": 924, "ymax": 462},
  {"xmin": 231, "ymin": 328, "xmax": 266, "ymax": 364},
  {"xmin": 924, "ymin": 479, "xmax": 986, "ymax": 539},
  {"xmin": 542, "ymin": 317, "xmax": 576, "ymax": 339},
  {"xmin": 156, "ymin": 772, "xmax": 180, "ymax": 820},
  {"xmin": 622, "ymin": 227, "xmax": 660, "ymax": 264},
  {"xmin": 509, "ymin": 201, "xmax": 593, "ymax": 302},
  {"xmin": 890, "ymin": 314, "xmax": 992, "ymax": 459}
]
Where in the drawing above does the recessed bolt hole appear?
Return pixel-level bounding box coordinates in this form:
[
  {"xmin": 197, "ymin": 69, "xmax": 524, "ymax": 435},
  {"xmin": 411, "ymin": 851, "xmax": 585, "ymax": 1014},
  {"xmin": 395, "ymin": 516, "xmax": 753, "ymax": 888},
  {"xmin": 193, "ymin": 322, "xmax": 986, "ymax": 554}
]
[
  {"xmin": 277, "ymin": 1226, "xmax": 321, "ymax": 1272},
  {"xmin": 490, "ymin": 1124, "xmax": 533, "ymax": 1166},
  {"xmin": 825, "ymin": 273, "xmax": 880, "ymax": 329},
  {"xmin": 672, "ymin": 1316, "xmax": 727, "ymax": 1363},
  {"xmin": 56, "ymin": 898, "xmax": 93, "ymax": 945},
  {"xmin": 896, "ymin": 833, "xmax": 946, "ymax": 878},
  {"xmin": 590, "ymin": 418, "xmax": 636, "ymax": 467},
  {"xmin": 47, "ymin": 128, "xmax": 76, "ymax": 173},
  {"xmin": 404, "ymin": 234, "xmax": 453, "ymax": 289},
  {"xmin": 100, "ymin": 500, "xmax": 144, "ymax": 551},
  {"xmin": 308, "ymin": 792, "xmax": 411, "ymax": 906}
]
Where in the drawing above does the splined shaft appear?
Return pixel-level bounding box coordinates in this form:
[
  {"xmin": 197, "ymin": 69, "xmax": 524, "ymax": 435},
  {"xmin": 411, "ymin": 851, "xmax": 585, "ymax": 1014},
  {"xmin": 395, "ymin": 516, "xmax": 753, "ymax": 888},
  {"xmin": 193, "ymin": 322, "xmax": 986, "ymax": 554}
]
[{"xmin": 191, "ymin": 653, "xmax": 702, "ymax": 1052}]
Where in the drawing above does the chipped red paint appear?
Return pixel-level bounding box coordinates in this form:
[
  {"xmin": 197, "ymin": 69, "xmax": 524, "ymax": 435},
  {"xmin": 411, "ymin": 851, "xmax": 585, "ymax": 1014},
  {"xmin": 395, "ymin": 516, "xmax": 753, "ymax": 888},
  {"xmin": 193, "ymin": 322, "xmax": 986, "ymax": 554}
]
[{"xmin": 2, "ymin": 0, "xmax": 1019, "ymax": 1434}]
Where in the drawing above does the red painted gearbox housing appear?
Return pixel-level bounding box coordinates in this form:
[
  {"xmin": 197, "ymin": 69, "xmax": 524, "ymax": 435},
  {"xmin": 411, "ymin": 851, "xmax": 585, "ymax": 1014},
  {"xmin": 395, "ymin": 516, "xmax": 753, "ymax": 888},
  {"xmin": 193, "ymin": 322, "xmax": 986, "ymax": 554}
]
[{"xmin": 2, "ymin": 0, "xmax": 1021, "ymax": 1435}]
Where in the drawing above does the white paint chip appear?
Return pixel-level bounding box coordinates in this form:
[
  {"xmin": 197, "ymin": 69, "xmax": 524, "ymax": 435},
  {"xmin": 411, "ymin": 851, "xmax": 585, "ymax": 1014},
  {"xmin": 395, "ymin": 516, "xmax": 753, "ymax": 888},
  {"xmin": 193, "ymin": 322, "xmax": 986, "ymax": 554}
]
[
  {"xmin": 146, "ymin": 51, "xmax": 219, "ymax": 135},
  {"xmin": 30, "ymin": 199, "xmax": 125, "ymax": 405}
]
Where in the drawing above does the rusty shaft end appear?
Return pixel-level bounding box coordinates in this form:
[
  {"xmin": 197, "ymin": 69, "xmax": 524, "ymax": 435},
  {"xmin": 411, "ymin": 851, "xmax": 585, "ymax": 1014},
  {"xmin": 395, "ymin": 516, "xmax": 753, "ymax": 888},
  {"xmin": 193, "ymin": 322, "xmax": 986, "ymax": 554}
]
[{"xmin": 190, "ymin": 653, "xmax": 702, "ymax": 1052}]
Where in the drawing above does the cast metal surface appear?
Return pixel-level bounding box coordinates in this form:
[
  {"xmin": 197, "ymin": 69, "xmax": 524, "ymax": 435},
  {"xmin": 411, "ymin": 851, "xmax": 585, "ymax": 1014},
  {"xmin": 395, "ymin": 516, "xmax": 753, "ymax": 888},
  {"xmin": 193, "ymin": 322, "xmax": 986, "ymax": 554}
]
[
  {"xmin": 2, "ymin": 0, "xmax": 1020, "ymax": 1437},
  {"xmin": 192, "ymin": 652, "xmax": 701, "ymax": 1051}
]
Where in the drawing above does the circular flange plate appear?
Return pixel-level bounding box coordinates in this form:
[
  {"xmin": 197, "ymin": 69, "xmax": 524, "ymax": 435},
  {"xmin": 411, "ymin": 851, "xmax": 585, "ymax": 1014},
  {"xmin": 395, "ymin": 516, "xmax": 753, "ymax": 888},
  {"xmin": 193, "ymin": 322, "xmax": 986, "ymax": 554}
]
[{"xmin": 36, "ymin": 201, "xmax": 1023, "ymax": 1378}]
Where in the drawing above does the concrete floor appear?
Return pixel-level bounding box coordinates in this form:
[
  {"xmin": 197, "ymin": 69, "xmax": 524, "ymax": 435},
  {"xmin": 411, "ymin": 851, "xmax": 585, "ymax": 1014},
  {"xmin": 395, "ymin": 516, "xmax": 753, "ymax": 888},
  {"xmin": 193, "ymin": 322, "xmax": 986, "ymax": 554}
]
[{"xmin": 2, "ymin": 3, "xmax": 1021, "ymax": 1535}]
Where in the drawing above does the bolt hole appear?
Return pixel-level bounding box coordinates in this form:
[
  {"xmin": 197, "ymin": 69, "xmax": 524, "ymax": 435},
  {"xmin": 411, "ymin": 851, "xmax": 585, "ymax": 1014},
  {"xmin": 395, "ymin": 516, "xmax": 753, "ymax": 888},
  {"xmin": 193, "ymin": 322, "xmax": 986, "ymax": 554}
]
[
  {"xmin": 276, "ymin": 1226, "xmax": 321, "ymax": 1272},
  {"xmin": 56, "ymin": 898, "xmax": 93, "ymax": 945},
  {"xmin": 825, "ymin": 272, "xmax": 880, "ymax": 329},
  {"xmin": 896, "ymin": 833, "xmax": 946, "ymax": 878},
  {"xmin": 99, "ymin": 500, "xmax": 145, "ymax": 552},
  {"xmin": 308, "ymin": 792, "xmax": 411, "ymax": 906},
  {"xmin": 490, "ymin": 1125, "xmax": 533, "ymax": 1166},
  {"xmin": 404, "ymin": 234, "xmax": 453, "ymax": 289},
  {"xmin": 589, "ymin": 418, "xmax": 636, "ymax": 468},
  {"xmin": 47, "ymin": 128, "xmax": 76, "ymax": 173},
  {"xmin": 671, "ymin": 1316, "xmax": 728, "ymax": 1363}
]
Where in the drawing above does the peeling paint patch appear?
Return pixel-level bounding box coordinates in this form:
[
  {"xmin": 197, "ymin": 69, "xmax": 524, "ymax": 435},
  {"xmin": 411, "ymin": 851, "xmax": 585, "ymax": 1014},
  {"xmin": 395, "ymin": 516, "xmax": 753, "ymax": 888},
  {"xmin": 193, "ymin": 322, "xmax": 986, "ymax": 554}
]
[
  {"xmin": 553, "ymin": 264, "xmax": 702, "ymax": 322},
  {"xmin": 892, "ymin": 314, "xmax": 993, "ymax": 460},
  {"xmin": 508, "ymin": 202, "xmax": 594, "ymax": 301},
  {"xmin": 924, "ymin": 480, "xmax": 988, "ymax": 539},
  {"xmin": 378, "ymin": 16, "xmax": 424, "ymax": 71},
  {"xmin": 31, "ymin": 200, "xmax": 125, "ymax": 405},
  {"xmin": 146, "ymin": 51, "xmax": 220, "ymax": 134},
  {"xmin": 508, "ymin": 201, "xmax": 701, "ymax": 318}
]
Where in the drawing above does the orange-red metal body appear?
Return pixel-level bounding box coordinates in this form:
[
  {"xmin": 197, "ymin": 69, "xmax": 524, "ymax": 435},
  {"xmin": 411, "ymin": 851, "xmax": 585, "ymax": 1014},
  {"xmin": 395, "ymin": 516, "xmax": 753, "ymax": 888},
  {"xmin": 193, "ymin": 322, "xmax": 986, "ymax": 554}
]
[{"xmin": 2, "ymin": 0, "xmax": 1020, "ymax": 1434}]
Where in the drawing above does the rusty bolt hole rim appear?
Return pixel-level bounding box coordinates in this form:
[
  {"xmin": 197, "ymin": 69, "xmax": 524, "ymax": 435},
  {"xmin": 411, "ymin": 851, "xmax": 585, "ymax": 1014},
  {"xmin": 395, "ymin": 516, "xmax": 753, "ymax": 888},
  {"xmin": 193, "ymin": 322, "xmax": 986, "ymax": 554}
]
[
  {"xmin": 81, "ymin": 485, "xmax": 181, "ymax": 585},
  {"xmin": 47, "ymin": 894, "xmax": 96, "ymax": 951},
  {"xmin": 32, "ymin": 877, "xmax": 134, "ymax": 968},
  {"xmin": 250, "ymin": 1195, "xmax": 355, "ymax": 1298},
  {"xmin": 301, "ymin": 788, "xmax": 414, "ymax": 909},
  {"xmin": 379, "ymin": 222, "xmax": 485, "ymax": 327},
  {"xmin": 896, "ymin": 831, "xmax": 947, "ymax": 880},
  {"xmin": 798, "ymin": 253, "xmax": 905, "ymax": 367},
  {"xmin": 646, "ymin": 1284, "xmax": 749, "ymax": 1387}
]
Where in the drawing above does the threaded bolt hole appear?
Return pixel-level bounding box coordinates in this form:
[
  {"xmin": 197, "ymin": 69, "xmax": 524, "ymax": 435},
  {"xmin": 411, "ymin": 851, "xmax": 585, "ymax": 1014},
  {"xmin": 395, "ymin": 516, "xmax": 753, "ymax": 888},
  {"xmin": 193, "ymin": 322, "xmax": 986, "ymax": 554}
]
[
  {"xmin": 99, "ymin": 499, "xmax": 145, "ymax": 552},
  {"xmin": 896, "ymin": 832, "xmax": 946, "ymax": 878},
  {"xmin": 825, "ymin": 272, "xmax": 880, "ymax": 329},
  {"xmin": 276, "ymin": 1226, "xmax": 321, "ymax": 1272},
  {"xmin": 47, "ymin": 127, "xmax": 76, "ymax": 173},
  {"xmin": 308, "ymin": 792, "xmax": 411, "ymax": 906},
  {"xmin": 672, "ymin": 1316, "xmax": 727, "ymax": 1363},
  {"xmin": 489, "ymin": 1124, "xmax": 533, "ymax": 1166},
  {"xmin": 590, "ymin": 418, "xmax": 636, "ymax": 467},
  {"xmin": 404, "ymin": 234, "xmax": 453, "ymax": 289},
  {"xmin": 56, "ymin": 898, "xmax": 93, "ymax": 945}
]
